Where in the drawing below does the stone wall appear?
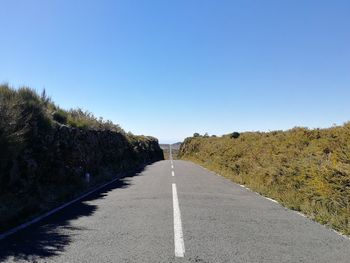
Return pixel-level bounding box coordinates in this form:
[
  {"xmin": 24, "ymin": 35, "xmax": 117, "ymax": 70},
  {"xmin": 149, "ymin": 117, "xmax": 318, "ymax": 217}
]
[{"xmin": 0, "ymin": 123, "xmax": 163, "ymax": 232}]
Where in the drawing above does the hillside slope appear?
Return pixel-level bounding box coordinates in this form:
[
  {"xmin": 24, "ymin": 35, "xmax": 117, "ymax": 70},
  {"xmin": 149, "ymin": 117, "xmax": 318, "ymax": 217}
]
[
  {"xmin": 0, "ymin": 84, "xmax": 164, "ymax": 232},
  {"xmin": 179, "ymin": 125, "xmax": 350, "ymax": 235}
]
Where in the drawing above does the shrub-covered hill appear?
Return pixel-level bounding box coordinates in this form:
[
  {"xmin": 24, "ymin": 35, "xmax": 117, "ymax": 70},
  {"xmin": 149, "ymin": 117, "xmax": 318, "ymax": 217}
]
[
  {"xmin": 179, "ymin": 126, "xmax": 350, "ymax": 235},
  {"xmin": 0, "ymin": 84, "xmax": 164, "ymax": 232}
]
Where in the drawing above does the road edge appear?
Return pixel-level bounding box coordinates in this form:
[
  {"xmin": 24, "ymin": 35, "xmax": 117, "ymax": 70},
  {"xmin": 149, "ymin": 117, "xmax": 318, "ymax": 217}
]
[
  {"xmin": 0, "ymin": 168, "xmax": 140, "ymax": 240},
  {"xmin": 180, "ymin": 159, "xmax": 350, "ymax": 241}
]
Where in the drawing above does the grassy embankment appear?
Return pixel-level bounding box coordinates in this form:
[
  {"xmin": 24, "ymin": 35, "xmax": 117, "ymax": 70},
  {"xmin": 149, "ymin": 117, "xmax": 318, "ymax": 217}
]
[
  {"xmin": 0, "ymin": 84, "xmax": 163, "ymax": 232},
  {"xmin": 179, "ymin": 126, "xmax": 350, "ymax": 235}
]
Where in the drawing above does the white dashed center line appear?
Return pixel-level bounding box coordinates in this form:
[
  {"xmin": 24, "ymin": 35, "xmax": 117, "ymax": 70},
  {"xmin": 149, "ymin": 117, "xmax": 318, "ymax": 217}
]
[{"xmin": 172, "ymin": 183, "xmax": 185, "ymax": 257}]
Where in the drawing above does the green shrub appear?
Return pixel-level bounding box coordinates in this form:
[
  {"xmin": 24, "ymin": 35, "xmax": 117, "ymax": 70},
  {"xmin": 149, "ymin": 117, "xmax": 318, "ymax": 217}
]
[
  {"xmin": 52, "ymin": 109, "xmax": 68, "ymax": 124},
  {"xmin": 229, "ymin": 132, "xmax": 240, "ymax": 139},
  {"xmin": 0, "ymin": 85, "xmax": 53, "ymax": 189}
]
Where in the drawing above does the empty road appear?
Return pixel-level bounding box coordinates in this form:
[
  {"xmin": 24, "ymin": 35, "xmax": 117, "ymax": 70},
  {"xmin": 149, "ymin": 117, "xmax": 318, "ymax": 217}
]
[{"xmin": 1, "ymin": 157, "xmax": 350, "ymax": 262}]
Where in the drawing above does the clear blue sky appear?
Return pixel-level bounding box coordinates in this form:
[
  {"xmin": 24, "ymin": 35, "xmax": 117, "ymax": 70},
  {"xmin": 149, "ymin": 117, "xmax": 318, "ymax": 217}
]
[{"xmin": 1, "ymin": 0, "xmax": 349, "ymax": 143}]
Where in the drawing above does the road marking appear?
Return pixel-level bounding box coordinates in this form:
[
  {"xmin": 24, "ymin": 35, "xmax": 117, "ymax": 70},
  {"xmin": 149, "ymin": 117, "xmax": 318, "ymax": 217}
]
[
  {"xmin": 265, "ymin": 197, "xmax": 279, "ymax": 204},
  {"xmin": 296, "ymin": 211, "xmax": 307, "ymax": 218},
  {"xmin": 171, "ymin": 164, "xmax": 174, "ymax": 169},
  {"xmin": 172, "ymin": 183, "xmax": 185, "ymax": 257},
  {"xmin": 198, "ymin": 165, "xmax": 350, "ymax": 242},
  {"xmin": 172, "ymin": 171, "xmax": 175, "ymax": 177},
  {"xmin": 0, "ymin": 174, "xmax": 122, "ymax": 240}
]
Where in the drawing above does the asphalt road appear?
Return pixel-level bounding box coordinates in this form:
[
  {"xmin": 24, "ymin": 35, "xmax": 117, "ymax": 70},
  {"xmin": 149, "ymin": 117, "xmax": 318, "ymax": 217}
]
[{"xmin": 1, "ymin": 159, "xmax": 350, "ymax": 262}]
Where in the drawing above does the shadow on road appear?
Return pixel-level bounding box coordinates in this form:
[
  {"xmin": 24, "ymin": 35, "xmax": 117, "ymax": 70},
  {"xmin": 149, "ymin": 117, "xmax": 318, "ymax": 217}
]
[{"xmin": 0, "ymin": 163, "xmax": 155, "ymax": 262}]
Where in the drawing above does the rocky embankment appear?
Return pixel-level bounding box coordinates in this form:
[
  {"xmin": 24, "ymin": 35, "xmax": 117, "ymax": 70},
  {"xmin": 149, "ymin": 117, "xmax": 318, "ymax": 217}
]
[
  {"xmin": 0, "ymin": 123, "xmax": 163, "ymax": 232},
  {"xmin": 0, "ymin": 85, "xmax": 164, "ymax": 232},
  {"xmin": 21, "ymin": 124, "xmax": 164, "ymax": 182}
]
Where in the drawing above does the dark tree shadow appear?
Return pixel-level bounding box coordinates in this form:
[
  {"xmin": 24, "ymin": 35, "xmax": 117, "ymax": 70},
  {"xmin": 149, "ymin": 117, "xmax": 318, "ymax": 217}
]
[{"xmin": 0, "ymin": 163, "xmax": 156, "ymax": 262}]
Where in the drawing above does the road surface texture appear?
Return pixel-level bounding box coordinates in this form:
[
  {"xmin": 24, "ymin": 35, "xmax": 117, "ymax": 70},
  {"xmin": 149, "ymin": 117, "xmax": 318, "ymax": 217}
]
[{"xmin": 1, "ymin": 159, "xmax": 350, "ymax": 262}]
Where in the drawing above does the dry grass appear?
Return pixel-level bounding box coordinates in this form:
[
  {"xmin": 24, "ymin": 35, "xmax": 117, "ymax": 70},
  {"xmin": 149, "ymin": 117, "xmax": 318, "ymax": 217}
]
[{"xmin": 179, "ymin": 125, "xmax": 350, "ymax": 235}]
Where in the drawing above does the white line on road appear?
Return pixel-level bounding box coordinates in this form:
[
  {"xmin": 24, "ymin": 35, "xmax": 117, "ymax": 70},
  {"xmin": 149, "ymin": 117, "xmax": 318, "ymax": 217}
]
[
  {"xmin": 198, "ymin": 164, "xmax": 350, "ymax": 242},
  {"xmin": 265, "ymin": 197, "xmax": 279, "ymax": 204},
  {"xmin": 171, "ymin": 164, "xmax": 174, "ymax": 169},
  {"xmin": 172, "ymin": 183, "xmax": 185, "ymax": 257},
  {"xmin": 172, "ymin": 171, "xmax": 175, "ymax": 177},
  {"xmin": 296, "ymin": 211, "xmax": 307, "ymax": 218},
  {"xmin": 0, "ymin": 175, "xmax": 122, "ymax": 240}
]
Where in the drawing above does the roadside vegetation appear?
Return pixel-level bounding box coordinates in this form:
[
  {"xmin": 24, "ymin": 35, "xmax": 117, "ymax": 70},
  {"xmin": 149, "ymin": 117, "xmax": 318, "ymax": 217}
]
[
  {"xmin": 0, "ymin": 84, "xmax": 163, "ymax": 232},
  {"xmin": 179, "ymin": 127, "xmax": 350, "ymax": 235}
]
